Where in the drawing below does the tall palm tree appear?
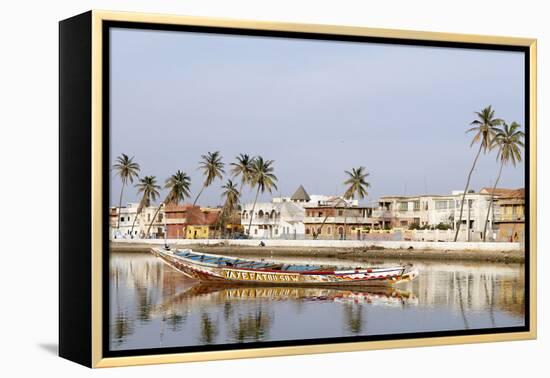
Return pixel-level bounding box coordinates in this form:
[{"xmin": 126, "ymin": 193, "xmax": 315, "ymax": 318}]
[
  {"xmin": 215, "ymin": 180, "xmax": 240, "ymax": 238},
  {"xmin": 230, "ymin": 153, "xmax": 255, "ymax": 197},
  {"xmin": 342, "ymin": 167, "xmax": 371, "ymax": 240},
  {"xmin": 112, "ymin": 154, "xmax": 140, "ymax": 229},
  {"xmin": 193, "ymin": 151, "xmax": 225, "ymax": 206},
  {"xmin": 129, "ymin": 176, "xmax": 161, "ymax": 237},
  {"xmin": 344, "ymin": 167, "xmax": 371, "ymax": 199},
  {"xmin": 482, "ymin": 122, "xmax": 524, "ymax": 241},
  {"xmin": 454, "ymin": 106, "xmax": 502, "ymax": 241},
  {"xmin": 146, "ymin": 170, "xmax": 191, "ymax": 237},
  {"xmin": 246, "ymin": 157, "xmax": 278, "ymax": 236}
]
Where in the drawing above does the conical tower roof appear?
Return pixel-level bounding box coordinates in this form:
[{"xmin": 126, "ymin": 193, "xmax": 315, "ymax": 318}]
[{"xmin": 290, "ymin": 185, "xmax": 311, "ymax": 202}]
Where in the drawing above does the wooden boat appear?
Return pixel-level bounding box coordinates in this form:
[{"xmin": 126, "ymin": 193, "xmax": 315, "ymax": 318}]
[{"xmin": 151, "ymin": 247, "xmax": 418, "ymax": 286}]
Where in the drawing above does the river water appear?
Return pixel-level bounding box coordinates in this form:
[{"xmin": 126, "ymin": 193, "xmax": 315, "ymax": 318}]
[{"xmin": 109, "ymin": 252, "xmax": 525, "ymax": 351}]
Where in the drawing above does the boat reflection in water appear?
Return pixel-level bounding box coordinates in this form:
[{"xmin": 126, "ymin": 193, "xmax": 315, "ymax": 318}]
[
  {"xmin": 110, "ymin": 252, "xmax": 525, "ymax": 351},
  {"xmin": 150, "ymin": 284, "xmax": 419, "ymax": 317}
]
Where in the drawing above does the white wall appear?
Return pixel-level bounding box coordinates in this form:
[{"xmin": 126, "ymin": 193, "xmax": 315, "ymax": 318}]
[
  {"xmin": 3, "ymin": 1, "xmax": 547, "ymax": 378},
  {"xmin": 114, "ymin": 238, "xmax": 522, "ymax": 251}
]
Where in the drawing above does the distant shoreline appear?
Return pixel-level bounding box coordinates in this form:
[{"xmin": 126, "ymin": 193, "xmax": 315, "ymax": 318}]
[{"xmin": 110, "ymin": 241, "xmax": 524, "ymax": 263}]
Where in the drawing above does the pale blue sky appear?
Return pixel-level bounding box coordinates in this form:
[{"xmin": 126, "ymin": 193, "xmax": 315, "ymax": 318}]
[{"xmin": 109, "ymin": 27, "xmax": 525, "ymax": 207}]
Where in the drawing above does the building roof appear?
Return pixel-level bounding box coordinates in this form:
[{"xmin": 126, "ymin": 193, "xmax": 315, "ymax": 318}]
[
  {"xmin": 291, "ymin": 185, "xmax": 311, "ymax": 201},
  {"xmin": 480, "ymin": 188, "xmax": 525, "ymax": 198}
]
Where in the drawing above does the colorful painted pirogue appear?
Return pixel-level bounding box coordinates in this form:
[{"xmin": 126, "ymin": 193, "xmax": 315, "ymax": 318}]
[{"xmin": 151, "ymin": 248, "xmax": 418, "ymax": 286}]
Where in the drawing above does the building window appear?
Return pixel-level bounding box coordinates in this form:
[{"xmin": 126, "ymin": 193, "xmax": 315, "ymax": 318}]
[
  {"xmin": 147, "ymin": 214, "xmax": 151, "ymax": 222},
  {"xmin": 306, "ymin": 228, "xmax": 310, "ymax": 235},
  {"xmin": 413, "ymin": 201, "xmax": 420, "ymax": 211},
  {"xmin": 399, "ymin": 202, "xmax": 408, "ymax": 211},
  {"xmin": 338, "ymin": 210, "xmax": 343, "ymax": 216},
  {"xmin": 254, "ymin": 229, "xmax": 258, "ymax": 235},
  {"xmin": 338, "ymin": 227, "xmax": 344, "ymax": 235},
  {"xmin": 327, "ymin": 227, "xmax": 332, "ymax": 234},
  {"xmin": 158, "ymin": 213, "xmax": 163, "ymax": 222},
  {"xmin": 435, "ymin": 201, "xmax": 447, "ymax": 210},
  {"xmin": 275, "ymin": 228, "xmax": 278, "ymax": 235}
]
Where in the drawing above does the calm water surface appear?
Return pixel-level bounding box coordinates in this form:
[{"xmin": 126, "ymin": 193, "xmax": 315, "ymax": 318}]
[{"xmin": 110, "ymin": 252, "xmax": 525, "ymax": 351}]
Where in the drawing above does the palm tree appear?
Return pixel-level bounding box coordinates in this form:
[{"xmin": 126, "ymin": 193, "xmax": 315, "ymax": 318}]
[
  {"xmin": 216, "ymin": 180, "xmax": 240, "ymax": 238},
  {"xmin": 129, "ymin": 176, "xmax": 161, "ymax": 237},
  {"xmin": 482, "ymin": 122, "xmax": 524, "ymax": 241},
  {"xmin": 454, "ymin": 106, "xmax": 502, "ymax": 241},
  {"xmin": 112, "ymin": 154, "xmax": 140, "ymax": 229},
  {"xmin": 344, "ymin": 167, "xmax": 371, "ymax": 199},
  {"xmin": 230, "ymin": 153, "xmax": 255, "ymax": 197},
  {"xmin": 246, "ymin": 157, "xmax": 278, "ymax": 236},
  {"xmin": 146, "ymin": 170, "xmax": 191, "ymax": 237},
  {"xmin": 193, "ymin": 151, "xmax": 225, "ymax": 206},
  {"xmin": 342, "ymin": 167, "xmax": 371, "ymax": 240}
]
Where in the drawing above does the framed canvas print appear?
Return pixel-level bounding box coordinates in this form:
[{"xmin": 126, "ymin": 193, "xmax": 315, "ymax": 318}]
[{"xmin": 59, "ymin": 10, "xmax": 537, "ymax": 368}]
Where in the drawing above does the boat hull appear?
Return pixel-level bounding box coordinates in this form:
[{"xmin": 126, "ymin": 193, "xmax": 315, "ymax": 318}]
[{"xmin": 151, "ymin": 248, "xmax": 418, "ymax": 287}]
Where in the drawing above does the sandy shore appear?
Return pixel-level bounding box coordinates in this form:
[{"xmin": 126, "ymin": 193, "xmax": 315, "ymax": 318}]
[{"xmin": 110, "ymin": 242, "xmax": 524, "ymax": 263}]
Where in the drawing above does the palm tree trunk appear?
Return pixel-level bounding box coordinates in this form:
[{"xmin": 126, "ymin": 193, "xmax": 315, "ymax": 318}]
[
  {"xmin": 146, "ymin": 203, "xmax": 163, "ymax": 237},
  {"xmin": 343, "ymin": 207, "xmax": 348, "ymax": 241},
  {"xmin": 215, "ymin": 203, "xmax": 228, "ymax": 239},
  {"xmin": 318, "ymin": 197, "xmax": 345, "ymax": 240},
  {"xmin": 454, "ymin": 143, "xmax": 483, "ymax": 242},
  {"xmin": 483, "ymin": 161, "xmax": 504, "ymax": 241},
  {"xmin": 193, "ymin": 185, "xmax": 206, "ymax": 206},
  {"xmin": 116, "ymin": 182, "xmax": 125, "ymax": 229},
  {"xmin": 247, "ymin": 186, "xmax": 260, "ymax": 236},
  {"xmin": 129, "ymin": 207, "xmax": 141, "ymax": 238}
]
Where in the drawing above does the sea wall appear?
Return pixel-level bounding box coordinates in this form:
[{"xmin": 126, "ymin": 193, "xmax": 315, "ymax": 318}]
[{"xmin": 111, "ymin": 238, "xmax": 522, "ymax": 252}]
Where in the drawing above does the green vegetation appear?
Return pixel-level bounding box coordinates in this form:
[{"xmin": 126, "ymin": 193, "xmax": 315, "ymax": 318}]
[
  {"xmin": 113, "ymin": 154, "xmax": 140, "ymax": 229},
  {"xmin": 482, "ymin": 121, "xmax": 524, "ymax": 241},
  {"xmin": 454, "ymin": 106, "xmax": 502, "ymax": 241},
  {"xmin": 130, "ymin": 176, "xmax": 160, "ymax": 236},
  {"xmin": 246, "ymin": 157, "xmax": 278, "ymax": 235},
  {"xmin": 146, "ymin": 170, "xmax": 192, "ymax": 236},
  {"xmin": 193, "ymin": 151, "xmax": 225, "ymax": 206}
]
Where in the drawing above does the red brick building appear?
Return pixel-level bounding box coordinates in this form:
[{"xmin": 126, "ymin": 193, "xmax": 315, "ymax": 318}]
[{"xmin": 165, "ymin": 204, "xmax": 222, "ymax": 239}]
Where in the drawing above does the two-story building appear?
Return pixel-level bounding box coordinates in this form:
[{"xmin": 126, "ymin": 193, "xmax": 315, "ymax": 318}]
[
  {"xmin": 241, "ymin": 185, "xmax": 319, "ymax": 239},
  {"xmin": 303, "ymin": 197, "xmax": 374, "ymax": 240},
  {"xmin": 165, "ymin": 204, "xmax": 221, "ymax": 239},
  {"xmin": 374, "ymin": 190, "xmax": 493, "ymax": 237},
  {"xmin": 481, "ymin": 188, "xmax": 525, "ymax": 242},
  {"xmin": 109, "ymin": 203, "xmax": 165, "ymax": 239}
]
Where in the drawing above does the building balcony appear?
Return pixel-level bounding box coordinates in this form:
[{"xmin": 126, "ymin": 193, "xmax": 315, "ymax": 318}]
[
  {"xmin": 304, "ymin": 216, "xmax": 373, "ymax": 224},
  {"xmin": 244, "ymin": 218, "xmax": 279, "ymax": 225}
]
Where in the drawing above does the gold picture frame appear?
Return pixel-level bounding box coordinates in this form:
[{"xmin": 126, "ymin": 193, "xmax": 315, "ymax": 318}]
[{"xmin": 59, "ymin": 10, "xmax": 537, "ymax": 368}]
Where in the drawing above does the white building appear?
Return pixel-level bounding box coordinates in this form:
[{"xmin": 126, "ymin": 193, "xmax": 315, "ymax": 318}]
[
  {"xmin": 110, "ymin": 203, "xmax": 165, "ymax": 239},
  {"xmin": 374, "ymin": 190, "xmax": 493, "ymax": 238},
  {"xmin": 242, "ymin": 185, "xmax": 365, "ymax": 239},
  {"xmin": 241, "ymin": 185, "xmax": 315, "ymax": 239}
]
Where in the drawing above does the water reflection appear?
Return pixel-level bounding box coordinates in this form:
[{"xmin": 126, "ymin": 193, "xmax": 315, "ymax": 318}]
[{"xmin": 110, "ymin": 252, "xmax": 525, "ymax": 351}]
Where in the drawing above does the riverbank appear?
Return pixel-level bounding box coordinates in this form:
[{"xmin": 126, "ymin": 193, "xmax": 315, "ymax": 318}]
[{"xmin": 110, "ymin": 240, "xmax": 524, "ymax": 263}]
